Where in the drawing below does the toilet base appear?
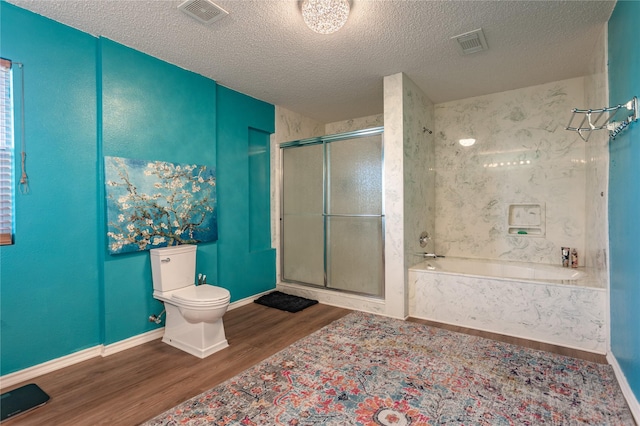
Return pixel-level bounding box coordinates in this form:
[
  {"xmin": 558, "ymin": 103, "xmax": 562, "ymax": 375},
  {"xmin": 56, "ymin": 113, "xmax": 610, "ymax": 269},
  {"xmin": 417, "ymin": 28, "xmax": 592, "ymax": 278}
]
[
  {"xmin": 162, "ymin": 333, "xmax": 228, "ymax": 359},
  {"xmin": 161, "ymin": 303, "xmax": 229, "ymax": 358}
]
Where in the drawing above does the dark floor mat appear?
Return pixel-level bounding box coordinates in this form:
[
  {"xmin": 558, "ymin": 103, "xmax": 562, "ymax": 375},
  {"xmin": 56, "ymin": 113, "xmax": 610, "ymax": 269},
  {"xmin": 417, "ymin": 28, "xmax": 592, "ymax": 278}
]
[
  {"xmin": 254, "ymin": 291, "xmax": 318, "ymax": 313},
  {"xmin": 1, "ymin": 383, "xmax": 50, "ymax": 421}
]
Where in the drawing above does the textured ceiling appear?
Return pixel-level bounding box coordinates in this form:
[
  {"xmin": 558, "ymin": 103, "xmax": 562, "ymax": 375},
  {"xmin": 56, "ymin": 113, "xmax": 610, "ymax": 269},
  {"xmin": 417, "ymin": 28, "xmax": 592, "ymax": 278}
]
[{"xmin": 7, "ymin": 0, "xmax": 615, "ymax": 123}]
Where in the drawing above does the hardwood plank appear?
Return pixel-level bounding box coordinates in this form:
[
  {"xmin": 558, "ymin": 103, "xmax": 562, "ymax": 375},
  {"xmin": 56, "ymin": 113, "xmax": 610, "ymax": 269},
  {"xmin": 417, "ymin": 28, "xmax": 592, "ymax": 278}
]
[
  {"xmin": 1, "ymin": 303, "xmax": 350, "ymax": 425},
  {"xmin": 1, "ymin": 303, "xmax": 608, "ymax": 425}
]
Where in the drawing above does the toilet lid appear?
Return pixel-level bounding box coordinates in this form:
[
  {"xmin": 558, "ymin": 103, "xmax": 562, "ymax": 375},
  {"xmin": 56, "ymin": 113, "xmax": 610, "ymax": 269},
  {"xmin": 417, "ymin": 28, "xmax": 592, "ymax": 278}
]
[{"xmin": 172, "ymin": 285, "xmax": 230, "ymax": 304}]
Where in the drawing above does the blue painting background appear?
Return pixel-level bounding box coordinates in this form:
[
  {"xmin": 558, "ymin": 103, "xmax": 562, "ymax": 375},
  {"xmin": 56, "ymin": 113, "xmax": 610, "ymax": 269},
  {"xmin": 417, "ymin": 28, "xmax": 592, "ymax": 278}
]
[{"xmin": 105, "ymin": 156, "xmax": 217, "ymax": 254}]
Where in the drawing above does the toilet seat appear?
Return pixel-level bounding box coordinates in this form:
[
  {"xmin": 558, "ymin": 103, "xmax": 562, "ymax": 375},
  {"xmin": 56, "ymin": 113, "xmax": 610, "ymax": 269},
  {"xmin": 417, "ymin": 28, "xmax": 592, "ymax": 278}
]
[{"xmin": 171, "ymin": 284, "xmax": 230, "ymax": 307}]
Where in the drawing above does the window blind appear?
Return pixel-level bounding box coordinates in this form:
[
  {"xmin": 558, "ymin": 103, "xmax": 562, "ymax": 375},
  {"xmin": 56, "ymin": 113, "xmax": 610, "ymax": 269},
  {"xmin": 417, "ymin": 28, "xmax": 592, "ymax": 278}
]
[{"xmin": 0, "ymin": 58, "xmax": 14, "ymax": 245}]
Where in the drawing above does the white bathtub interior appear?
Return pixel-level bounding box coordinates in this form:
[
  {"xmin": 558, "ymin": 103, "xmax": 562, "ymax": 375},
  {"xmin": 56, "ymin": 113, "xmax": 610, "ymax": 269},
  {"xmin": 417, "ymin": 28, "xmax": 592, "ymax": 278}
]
[{"xmin": 415, "ymin": 257, "xmax": 601, "ymax": 287}]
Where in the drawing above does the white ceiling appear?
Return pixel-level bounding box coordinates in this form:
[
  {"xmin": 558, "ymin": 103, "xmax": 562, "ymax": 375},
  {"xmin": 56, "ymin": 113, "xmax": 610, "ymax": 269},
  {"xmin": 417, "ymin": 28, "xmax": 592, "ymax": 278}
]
[{"xmin": 7, "ymin": 0, "xmax": 615, "ymax": 123}]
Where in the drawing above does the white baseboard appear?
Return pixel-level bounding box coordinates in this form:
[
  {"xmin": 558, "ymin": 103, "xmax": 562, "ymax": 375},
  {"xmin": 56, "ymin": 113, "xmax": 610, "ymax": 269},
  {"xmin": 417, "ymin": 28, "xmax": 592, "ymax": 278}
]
[
  {"xmin": 228, "ymin": 289, "xmax": 273, "ymax": 310},
  {"xmin": 101, "ymin": 328, "xmax": 165, "ymax": 357},
  {"xmin": 0, "ymin": 292, "xmax": 273, "ymax": 389},
  {"xmin": 0, "ymin": 328, "xmax": 167, "ymax": 389},
  {"xmin": 0, "ymin": 346, "xmax": 103, "ymax": 389},
  {"xmin": 607, "ymin": 352, "xmax": 640, "ymax": 424}
]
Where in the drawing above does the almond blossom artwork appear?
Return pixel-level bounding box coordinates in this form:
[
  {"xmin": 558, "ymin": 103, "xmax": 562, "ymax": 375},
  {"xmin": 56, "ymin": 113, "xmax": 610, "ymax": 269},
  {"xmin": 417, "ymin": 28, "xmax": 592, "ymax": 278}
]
[{"xmin": 105, "ymin": 156, "xmax": 217, "ymax": 255}]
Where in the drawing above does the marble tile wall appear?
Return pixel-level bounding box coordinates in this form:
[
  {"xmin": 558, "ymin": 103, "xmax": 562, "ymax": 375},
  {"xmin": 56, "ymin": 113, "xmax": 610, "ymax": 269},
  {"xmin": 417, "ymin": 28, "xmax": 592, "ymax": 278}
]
[
  {"xmin": 401, "ymin": 76, "xmax": 436, "ymax": 313},
  {"xmin": 382, "ymin": 73, "xmax": 407, "ymax": 318},
  {"xmin": 434, "ymin": 78, "xmax": 587, "ymax": 265},
  {"xmin": 408, "ymin": 268, "xmax": 607, "ymax": 353},
  {"xmin": 583, "ymin": 25, "xmax": 609, "ymax": 289},
  {"xmin": 273, "ymin": 63, "xmax": 608, "ymax": 329},
  {"xmin": 325, "ymin": 114, "xmax": 383, "ymax": 135},
  {"xmin": 380, "ymin": 72, "xmax": 436, "ymax": 318},
  {"xmin": 274, "ymin": 106, "xmax": 325, "ymax": 142}
]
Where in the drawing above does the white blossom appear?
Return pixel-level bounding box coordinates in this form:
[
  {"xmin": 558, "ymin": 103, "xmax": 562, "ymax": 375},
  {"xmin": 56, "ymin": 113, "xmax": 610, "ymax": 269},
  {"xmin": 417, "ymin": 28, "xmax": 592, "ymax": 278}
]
[{"xmin": 106, "ymin": 158, "xmax": 217, "ymax": 254}]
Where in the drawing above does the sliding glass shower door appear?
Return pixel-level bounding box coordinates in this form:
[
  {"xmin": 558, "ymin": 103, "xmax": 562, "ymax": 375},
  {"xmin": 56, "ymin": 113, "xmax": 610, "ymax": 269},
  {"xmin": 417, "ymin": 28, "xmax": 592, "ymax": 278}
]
[
  {"xmin": 280, "ymin": 127, "xmax": 384, "ymax": 298},
  {"xmin": 281, "ymin": 143, "xmax": 324, "ymax": 286}
]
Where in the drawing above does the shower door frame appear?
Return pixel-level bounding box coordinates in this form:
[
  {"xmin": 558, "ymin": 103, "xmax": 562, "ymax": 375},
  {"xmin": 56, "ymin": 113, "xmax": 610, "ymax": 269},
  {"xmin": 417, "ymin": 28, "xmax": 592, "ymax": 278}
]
[{"xmin": 279, "ymin": 126, "xmax": 385, "ymax": 298}]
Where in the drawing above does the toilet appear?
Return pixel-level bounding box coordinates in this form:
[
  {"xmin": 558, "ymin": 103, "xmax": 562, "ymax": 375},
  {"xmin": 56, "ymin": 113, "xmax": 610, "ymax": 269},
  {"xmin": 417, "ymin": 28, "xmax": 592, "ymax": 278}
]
[{"xmin": 150, "ymin": 244, "xmax": 230, "ymax": 358}]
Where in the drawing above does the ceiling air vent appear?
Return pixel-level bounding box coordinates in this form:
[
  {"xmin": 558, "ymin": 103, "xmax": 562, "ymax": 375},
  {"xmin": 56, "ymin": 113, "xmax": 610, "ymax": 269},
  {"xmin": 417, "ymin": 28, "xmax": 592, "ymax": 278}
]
[
  {"xmin": 452, "ymin": 28, "xmax": 488, "ymax": 55},
  {"xmin": 178, "ymin": 0, "xmax": 229, "ymax": 25}
]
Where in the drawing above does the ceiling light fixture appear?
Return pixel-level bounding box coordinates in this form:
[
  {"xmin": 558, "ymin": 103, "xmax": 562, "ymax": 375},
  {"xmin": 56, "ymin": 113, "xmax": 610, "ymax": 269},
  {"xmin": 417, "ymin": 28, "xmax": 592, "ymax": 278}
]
[
  {"xmin": 301, "ymin": 0, "xmax": 350, "ymax": 35},
  {"xmin": 459, "ymin": 138, "xmax": 476, "ymax": 147}
]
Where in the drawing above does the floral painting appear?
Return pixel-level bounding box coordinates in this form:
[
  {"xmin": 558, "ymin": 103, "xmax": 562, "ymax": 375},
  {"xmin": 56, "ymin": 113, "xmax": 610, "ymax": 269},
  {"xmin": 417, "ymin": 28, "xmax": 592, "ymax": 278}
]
[{"xmin": 105, "ymin": 156, "xmax": 217, "ymax": 255}]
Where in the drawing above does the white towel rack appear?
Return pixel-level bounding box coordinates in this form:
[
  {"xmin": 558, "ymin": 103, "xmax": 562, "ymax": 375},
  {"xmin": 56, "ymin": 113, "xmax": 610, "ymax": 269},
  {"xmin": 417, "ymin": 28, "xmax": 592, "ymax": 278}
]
[{"xmin": 566, "ymin": 96, "xmax": 638, "ymax": 142}]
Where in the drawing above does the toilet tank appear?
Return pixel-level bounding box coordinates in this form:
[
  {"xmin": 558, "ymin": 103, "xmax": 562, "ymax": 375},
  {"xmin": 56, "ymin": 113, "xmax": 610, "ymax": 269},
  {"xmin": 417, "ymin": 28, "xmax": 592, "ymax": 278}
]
[{"xmin": 150, "ymin": 244, "xmax": 197, "ymax": 293}]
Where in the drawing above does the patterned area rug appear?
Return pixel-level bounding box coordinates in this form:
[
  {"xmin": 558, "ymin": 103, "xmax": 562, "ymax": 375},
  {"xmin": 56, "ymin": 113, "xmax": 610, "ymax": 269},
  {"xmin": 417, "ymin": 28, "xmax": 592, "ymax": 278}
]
[{"xmin": 144, "ymin": 312, "xmax": 633, "ymax": 425}]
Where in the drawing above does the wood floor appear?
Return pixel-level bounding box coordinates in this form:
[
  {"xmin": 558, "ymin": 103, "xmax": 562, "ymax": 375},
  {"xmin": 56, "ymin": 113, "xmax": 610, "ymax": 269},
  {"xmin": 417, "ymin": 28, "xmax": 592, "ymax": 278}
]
[{"xmin": 2, "ymin": 303, "xmax": 606, "ymax": 425}]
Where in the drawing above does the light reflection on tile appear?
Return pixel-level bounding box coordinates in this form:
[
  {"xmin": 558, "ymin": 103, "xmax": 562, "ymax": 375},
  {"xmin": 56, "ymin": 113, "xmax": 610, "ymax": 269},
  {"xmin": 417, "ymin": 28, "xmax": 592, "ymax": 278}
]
[{"xmin": 434, "ymin": 77, "xmax": 587, "ymax": 265}]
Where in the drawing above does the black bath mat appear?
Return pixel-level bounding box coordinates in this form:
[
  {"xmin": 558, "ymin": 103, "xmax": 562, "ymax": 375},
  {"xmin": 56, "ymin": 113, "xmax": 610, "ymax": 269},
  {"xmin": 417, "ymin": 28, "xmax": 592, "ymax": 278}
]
[{"xmin": 254, "ymin": 291, "xmax": 318, "ymax": 313}]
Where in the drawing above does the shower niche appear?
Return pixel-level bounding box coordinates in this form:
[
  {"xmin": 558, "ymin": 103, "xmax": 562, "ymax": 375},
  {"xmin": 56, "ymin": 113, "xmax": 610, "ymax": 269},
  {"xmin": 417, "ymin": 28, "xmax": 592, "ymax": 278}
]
[{"xmin": 507, "ymin": 203, "xmax": 545, "ymax": 237}]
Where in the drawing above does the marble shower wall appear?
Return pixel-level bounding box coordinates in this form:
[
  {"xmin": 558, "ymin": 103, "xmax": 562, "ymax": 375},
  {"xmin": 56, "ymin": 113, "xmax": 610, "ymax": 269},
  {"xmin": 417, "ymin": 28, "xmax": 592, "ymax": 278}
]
[
  {"xmin": 402, "ymin": 78, "xmax": 436, "ymax": 276},
  {"xmin": 274, "ymin": 106, "xmax": 325, "ymax": 142},
  {"xmin": 583, "ymin": 25, "xmax": 609, "ymax": 287},
  {"xmin": 381, "ymin": 73, "xmax": 436, "ymax": 317},
  {"xmin": 434, "ymin": 78, "xmax": 587, "ymax": 265},
  {"xmin": 382, "ymin": 73, "xmax": 407, "ymax": 318},
  {"xmin": 325, "ymin": 114, "xmax": 384, "ymax": 134},
  {"xmin": 274, "ymin": 105, "xmax": 383, "ymax": 143}
]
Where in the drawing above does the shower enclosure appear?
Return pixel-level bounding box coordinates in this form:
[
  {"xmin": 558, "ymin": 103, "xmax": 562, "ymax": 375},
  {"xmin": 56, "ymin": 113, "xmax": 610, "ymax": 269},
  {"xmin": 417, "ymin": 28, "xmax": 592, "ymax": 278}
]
[{"xmin": 280, "ymin": 127, "xmax": 384, "ymax": 298}]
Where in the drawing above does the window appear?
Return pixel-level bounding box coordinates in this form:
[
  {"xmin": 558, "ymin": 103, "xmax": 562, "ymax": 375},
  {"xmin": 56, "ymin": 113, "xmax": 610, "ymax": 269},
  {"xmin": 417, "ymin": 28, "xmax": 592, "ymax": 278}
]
[{"xmin": 0, "ymin": 58, "xmax": 14, "ymax": 245}]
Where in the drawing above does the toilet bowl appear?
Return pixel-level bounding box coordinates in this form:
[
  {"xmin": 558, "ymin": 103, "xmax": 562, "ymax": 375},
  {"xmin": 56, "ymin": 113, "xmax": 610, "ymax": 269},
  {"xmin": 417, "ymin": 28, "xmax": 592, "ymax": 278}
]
[
  {"xmin": 150, "ymin": 245, "xmax": 230, "ymax": 358},
  {"xmin": 168, "ymin": 284, "xmax": 230, "ymax": 323}
]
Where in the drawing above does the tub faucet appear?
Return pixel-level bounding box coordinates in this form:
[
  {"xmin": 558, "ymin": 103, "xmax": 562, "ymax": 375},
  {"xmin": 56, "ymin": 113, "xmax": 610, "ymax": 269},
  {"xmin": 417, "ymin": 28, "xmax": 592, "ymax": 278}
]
[{"xmin": 423, "ymin": 253, "xmax": 445, "ymax": 259}]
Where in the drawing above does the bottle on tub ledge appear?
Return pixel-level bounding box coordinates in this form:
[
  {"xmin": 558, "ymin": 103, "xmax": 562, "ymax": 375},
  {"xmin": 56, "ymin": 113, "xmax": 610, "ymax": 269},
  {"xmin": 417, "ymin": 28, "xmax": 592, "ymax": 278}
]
[
  {"xmin": 570, "ymin": 248, "xmax": 578, "ymax": 268},
  {"xmin": 562, "ymin": 247, "xmax": 570, "ymax": 267}
]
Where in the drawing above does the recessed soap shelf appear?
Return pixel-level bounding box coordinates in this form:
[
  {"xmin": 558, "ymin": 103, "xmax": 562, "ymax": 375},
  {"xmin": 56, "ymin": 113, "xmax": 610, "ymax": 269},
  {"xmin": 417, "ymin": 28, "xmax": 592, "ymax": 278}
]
[
  {"xmin": 508, "ymin": 227, "xmax": 543, "ymax": 236},
  {"xmin": 507, "ymin": 203, "xmax": 545, "ymax": 237}
]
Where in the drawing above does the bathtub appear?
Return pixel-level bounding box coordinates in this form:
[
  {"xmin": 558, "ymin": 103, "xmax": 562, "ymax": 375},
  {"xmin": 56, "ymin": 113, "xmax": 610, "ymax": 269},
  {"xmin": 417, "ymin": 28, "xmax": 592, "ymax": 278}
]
[
  {"xmin": 415, "ymin": 256, "xmax": 599, "ymax": 286},
  {"xmin": 408, "ymin": 257, "xmax": 606, "ymax": 353}
]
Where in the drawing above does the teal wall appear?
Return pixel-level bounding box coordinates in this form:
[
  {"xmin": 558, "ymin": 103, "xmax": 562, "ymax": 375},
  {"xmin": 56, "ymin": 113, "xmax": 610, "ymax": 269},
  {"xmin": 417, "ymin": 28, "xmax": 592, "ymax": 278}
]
[
  {"xmin": 101, "ymin": 39, "xmax": 218, "ymax": 344},
  {"xmin": 217, "ymin": 87, "xmax": 276, "ymax": 299},
  {"xmin": 0, "ymin": 3, "xmax": 275, "ymax": 375},
  {"xmin": 0, "ymin": 4, "xmax": 101, "ymax": 374},
  {"xmin": 608, "ymin": 0, "xmax": 640, "ymax": 402}
]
